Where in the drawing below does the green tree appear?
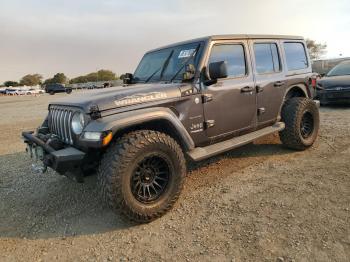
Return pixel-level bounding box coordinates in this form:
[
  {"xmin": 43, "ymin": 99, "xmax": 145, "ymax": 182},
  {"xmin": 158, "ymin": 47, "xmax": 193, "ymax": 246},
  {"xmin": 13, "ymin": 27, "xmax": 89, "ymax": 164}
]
[
  {"xmin": 44, "ymin": 73, "xmax": 68, "ymax": 85},
  {"xmin": 69, "ymin": 69, "xmax": 117, "ymax": 84},
  {"xmin": 306, "ymin": 39, "xmax": 327, "ymax": 60},
  {"xmin": 4, "ymin": 81, "xmax": 19, "ymax": 87},
  {"xmin": 52, "ymin": 73, "xmax": 68, "ymax": 84},
  {"xmin": 20, "ymin": 74, "xmax": 43, "ymax": 86},
  {"xmin": 70, "ymin": 76, "xmax": 88, "ymax": 84},
  {"xmin": 86, "ymin": 72, "xmax": 99, "ymax": 82},
  {"xmin": 97, "ymin": 69, "xmax": 116, "ymax": 81}
]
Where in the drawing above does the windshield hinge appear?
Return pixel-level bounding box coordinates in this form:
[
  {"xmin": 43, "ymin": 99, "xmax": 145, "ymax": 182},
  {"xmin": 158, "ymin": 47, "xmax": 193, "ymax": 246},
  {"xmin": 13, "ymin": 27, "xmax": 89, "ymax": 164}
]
[
  {"xmin": 205, "ymin": 120, "xmax": 215, "ymax": 129},
  {"xmin": 89, "ymin": 105, "xmax": 101, "ymax": 120},
  {"xmin": 202, "ymin": 94, "xmax": 213, "ymax": 103}
]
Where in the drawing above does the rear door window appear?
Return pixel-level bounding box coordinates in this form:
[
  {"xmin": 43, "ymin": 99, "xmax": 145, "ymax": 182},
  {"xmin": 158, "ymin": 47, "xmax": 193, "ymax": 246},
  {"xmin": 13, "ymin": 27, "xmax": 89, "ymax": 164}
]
[
  {"xmin": 254, "ymin": 43, "xmax": 281, "ymax": 74},
  {"xmin": 284, "ymin": 42, "xmax": 308, "ymax": 70},
  {"xmin": 208, "ymin": 44, "xmax": 247, "ymax": 78}
]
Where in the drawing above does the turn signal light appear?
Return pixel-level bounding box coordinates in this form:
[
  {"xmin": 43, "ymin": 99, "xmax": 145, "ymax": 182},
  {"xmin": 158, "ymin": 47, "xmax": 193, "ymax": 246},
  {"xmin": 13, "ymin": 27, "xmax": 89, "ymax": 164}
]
[{"xmin": 102, "ymin": 132, "xmax": 113, "ymax": 146}]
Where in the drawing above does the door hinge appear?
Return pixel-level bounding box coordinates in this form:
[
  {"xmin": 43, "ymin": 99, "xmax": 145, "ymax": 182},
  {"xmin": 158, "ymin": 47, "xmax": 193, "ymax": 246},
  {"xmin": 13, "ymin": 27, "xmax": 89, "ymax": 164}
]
[
  {"xmin": 256, "ymin": 85, "xmax": 264, "ymax": 93},
  {"xmin": 202, "ymin": 94, "xmax": 213, "ymax": 103},
  {"xmin": 205, "ymin": 120, "xmax": 215, "ymax": 128},
  {"xmin": 258, "ymin": 107, "xmax": 266, "ymax": 115}
]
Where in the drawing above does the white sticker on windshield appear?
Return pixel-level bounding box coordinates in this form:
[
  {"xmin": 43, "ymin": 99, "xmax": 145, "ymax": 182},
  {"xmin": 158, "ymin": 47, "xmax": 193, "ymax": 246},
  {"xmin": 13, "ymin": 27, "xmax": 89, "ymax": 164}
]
[{"xmin": 178, "ymin": 49, "xmax": 196, "ymax": 58}]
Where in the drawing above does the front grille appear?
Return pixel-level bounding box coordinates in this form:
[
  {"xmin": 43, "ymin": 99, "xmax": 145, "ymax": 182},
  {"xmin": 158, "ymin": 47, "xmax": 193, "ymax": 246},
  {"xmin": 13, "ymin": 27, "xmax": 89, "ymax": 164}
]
[{"xmin": 48, "ymin": 106, "xmax": 75, "ymax": 144}]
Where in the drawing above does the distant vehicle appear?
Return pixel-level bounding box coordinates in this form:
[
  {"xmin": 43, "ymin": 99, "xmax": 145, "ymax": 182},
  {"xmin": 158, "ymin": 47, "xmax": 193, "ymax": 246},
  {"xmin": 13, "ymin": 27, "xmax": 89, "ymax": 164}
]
[
  {"xmin": 26, "ymin": 88, "xmax": 45, "ymax": 95},
  {"xmin": 5, "ymin": 88, "xmax": 20, "ymax": 95},
  {"xmin": 0, "ymin": 87, "xmax": 6, "ymax": 95},
  {"xmin": 45, "ymin": 83, "xmax": 72, "ymax": 95},
  {"xmin": 16, "ymin": 87, "xmax": 30, "ymax": 95},
  {"xmin": 317, "ymin": 61, "xmax": 350, "ymax": 105},
  {"xmin": 4, "ymin": 87, "xmax": 38, "ymax": 95}
]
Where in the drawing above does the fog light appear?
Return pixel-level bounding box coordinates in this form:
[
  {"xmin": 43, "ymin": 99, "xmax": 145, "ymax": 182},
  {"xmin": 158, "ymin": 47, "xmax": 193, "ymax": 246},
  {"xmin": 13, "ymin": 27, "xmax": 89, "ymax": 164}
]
[{"xmin": 83, "ymin": 132, "xmax": 102, "ymax": 140}]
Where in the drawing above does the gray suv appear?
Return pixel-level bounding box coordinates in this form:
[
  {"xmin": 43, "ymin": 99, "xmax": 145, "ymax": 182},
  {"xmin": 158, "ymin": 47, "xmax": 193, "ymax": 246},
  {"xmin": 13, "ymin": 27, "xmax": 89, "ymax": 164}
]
[{"xmin": 23, "ymin": 34, "xmax": 320, "ymax": 222}]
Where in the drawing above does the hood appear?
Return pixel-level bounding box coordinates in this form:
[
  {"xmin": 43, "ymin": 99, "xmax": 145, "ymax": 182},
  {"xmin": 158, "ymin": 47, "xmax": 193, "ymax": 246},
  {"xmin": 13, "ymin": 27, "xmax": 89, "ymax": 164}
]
[
  {"xmin": 318, "ymin": 75, "xmax": 350, "ymax": 89},
  {"xmin": 50, "ymin": 83, "xmax": 184, "ymax": 112}
]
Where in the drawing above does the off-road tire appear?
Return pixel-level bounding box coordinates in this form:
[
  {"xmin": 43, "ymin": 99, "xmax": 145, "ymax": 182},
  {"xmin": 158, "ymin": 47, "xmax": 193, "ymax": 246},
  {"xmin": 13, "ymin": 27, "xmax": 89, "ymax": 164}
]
[
  {"xmin": 97, "ymin": 130, "xmax": 186, "ymax": 223},
  {"xmin": 279, "ymin": 97, "xmax": 319, "ymax": 150}
]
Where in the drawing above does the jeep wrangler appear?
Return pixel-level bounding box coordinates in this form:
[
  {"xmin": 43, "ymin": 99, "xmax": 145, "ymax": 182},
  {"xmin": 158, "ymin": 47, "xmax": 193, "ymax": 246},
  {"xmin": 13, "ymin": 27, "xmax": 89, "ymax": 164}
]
[{"xmin": 23, "ymin": 35, "xmax": 320, "ymax": 222}]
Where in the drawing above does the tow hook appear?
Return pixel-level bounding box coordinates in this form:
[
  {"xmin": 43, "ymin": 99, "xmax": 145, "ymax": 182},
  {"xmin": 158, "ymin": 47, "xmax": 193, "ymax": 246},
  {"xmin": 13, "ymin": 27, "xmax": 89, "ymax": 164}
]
[
  {"xmin": 31, "ymin": 163, "xmax": 47, "ymax": 174},
  {"xmin": 26, "ymin": 142, "xmax": 48, "ymax": 174}
]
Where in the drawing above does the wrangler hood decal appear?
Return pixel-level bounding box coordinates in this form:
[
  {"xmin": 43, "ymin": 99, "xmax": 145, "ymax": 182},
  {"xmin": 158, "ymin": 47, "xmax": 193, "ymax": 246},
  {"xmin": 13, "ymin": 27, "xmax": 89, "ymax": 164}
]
[
  {"xmin": 114, "ymin": 92, "xmax": 168, "ymax": 107},
  {"xmin": 49, "ymin": 83, "xmax": 184, "ymax": 112}
]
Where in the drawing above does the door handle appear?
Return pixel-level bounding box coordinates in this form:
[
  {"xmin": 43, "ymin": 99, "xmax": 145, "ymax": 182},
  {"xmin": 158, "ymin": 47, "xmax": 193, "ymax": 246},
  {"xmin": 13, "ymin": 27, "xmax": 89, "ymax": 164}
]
[
  {"xmin": 241, "ymin": 86, "xmax": 254, "ymax": 93},
  {"xmin": 274, "ymin": 81, "xmax": 285, "ymax": 87}
]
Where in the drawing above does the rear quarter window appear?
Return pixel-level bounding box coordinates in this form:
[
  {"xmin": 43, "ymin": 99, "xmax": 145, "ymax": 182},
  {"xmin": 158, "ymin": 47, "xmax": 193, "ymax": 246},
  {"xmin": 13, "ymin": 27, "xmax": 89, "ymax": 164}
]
[
  {"xmin": 284, "ymin": 42, "xmax": 308, "ymax": 71},
  {"xmin": 254, "ymin": 43, "xmax": 281, "ymax": 74}
]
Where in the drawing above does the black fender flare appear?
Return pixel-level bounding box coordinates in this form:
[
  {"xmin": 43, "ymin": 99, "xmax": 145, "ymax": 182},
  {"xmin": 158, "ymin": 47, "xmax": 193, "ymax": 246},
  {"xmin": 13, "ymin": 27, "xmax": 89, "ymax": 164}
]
[
  {"xmin": 284, "ymin": 84, "xmax": 309, "ymax": 100},
  {"xmin": 84, "ymin": 107, "xmax": 195, "ymax": 151},
  {"xmin": 277, "ymin": 84, "xmax": 309, "ymax": 120}
]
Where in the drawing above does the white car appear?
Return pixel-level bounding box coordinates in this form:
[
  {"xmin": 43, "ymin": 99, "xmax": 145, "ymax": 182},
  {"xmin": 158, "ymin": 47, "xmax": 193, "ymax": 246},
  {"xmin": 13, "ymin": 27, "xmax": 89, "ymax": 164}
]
[
  {"xmin": 5, "ymin": 88, "xmax": 20, "ymax": 95},
  {"xmin": 26, "ymin": 88, "xmax": 44, "ymax": 95},
  {"xmin": 4, "ymin": 87, "xmax": 44, "ymax": 95}
]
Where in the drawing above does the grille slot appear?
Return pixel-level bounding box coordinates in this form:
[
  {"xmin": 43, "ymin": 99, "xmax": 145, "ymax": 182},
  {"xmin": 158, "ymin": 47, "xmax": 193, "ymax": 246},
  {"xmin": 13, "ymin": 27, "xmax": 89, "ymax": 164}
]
[{"xmin": 48, "ymin": 106, "xmax": 75, "ymax": 144}]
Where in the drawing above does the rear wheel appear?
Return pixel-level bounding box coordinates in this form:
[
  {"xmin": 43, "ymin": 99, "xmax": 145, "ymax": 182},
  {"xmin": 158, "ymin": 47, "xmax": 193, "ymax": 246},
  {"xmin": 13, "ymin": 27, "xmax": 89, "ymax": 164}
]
[
  {"xmin": 49, "ymin": 91, "xmax": 55, "ymax": 95},
  {"xmin": 98, "ymin": 130, "xmax": 186, "ymax": 223},
  {"xmin": 279, "ymin": 97, "xmax": 319, "ymax": 150}
]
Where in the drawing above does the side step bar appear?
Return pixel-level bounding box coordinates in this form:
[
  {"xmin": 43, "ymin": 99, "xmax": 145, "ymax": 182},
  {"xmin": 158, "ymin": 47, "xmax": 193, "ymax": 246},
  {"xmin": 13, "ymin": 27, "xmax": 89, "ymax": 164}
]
[{"xmin": 187, "ymin": 122, "xmax": 285, "ymax": 162}]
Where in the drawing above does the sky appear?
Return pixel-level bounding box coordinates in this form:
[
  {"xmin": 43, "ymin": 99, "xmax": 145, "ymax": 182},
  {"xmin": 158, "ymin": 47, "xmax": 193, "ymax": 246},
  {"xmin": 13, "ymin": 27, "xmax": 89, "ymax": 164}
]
[{"xmin": 0, "ymin": 0, "xmax": 349, "ymax": 83}]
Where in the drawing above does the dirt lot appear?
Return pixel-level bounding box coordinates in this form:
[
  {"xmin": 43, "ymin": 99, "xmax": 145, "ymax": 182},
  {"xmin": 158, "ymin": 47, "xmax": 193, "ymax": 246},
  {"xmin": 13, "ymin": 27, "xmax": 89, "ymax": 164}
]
[{"xmin": 0, "ymin": 94, "xmax": 349, "ymax": 262}]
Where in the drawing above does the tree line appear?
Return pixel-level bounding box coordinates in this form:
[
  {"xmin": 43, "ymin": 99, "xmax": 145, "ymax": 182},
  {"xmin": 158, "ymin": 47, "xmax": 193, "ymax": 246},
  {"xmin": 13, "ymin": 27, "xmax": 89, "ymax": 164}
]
[
  {"xmin": 1, "ymin": 39, "xmax": 327, "ymax": 87},
  {"xmin": 2, "ymin": 69, "xmax": 119, "ymax": 87}
]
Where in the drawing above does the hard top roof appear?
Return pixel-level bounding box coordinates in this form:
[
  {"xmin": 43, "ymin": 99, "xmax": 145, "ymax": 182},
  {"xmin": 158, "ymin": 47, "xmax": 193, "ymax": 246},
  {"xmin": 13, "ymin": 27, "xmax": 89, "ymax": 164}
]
[{"xmin": 147, "ymin": 34, "xmax": 304, "ymax": 53}]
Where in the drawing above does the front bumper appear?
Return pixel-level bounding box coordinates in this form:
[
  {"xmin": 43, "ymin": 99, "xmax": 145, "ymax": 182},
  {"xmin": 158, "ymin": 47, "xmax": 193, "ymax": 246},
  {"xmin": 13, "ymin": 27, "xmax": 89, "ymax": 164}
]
[
  {"xmin": 22, "ymin": 131, "xmax": 85, "ymax": 174},
  {"xmin": 317, "ymin": 89, "xmax": 350, "ymax": 104}
]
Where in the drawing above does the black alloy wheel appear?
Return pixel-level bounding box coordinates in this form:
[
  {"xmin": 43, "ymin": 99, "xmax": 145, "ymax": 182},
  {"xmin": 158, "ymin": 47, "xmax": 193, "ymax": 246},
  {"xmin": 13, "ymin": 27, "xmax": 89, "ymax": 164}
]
[
  {"xmin": 300, "ymin": 111, "xmax": 314, "ymax": 139},
  {"xmin": 131, "ymin": 155, "xmax": 171, "ymax": 203}
]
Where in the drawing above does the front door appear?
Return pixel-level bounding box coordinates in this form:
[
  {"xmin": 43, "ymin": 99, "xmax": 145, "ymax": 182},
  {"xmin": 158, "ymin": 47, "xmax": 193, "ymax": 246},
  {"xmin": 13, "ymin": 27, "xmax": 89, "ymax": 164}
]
[{"xmin": 202, "ymin": 40, "xmax": 257, "ymax": 139}]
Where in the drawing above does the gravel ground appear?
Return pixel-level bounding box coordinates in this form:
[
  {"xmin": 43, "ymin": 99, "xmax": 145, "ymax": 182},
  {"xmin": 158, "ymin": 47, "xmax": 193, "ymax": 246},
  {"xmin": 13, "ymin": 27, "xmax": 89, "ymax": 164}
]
[{"xmin": 0, "ymin": 94, "xmax": 349, "ymax": 262}]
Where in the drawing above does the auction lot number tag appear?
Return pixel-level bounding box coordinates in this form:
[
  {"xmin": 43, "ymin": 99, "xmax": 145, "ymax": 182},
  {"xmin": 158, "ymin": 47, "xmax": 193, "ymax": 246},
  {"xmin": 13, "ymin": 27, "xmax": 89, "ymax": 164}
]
[{"xmin": 178, "ymin": 49, "xmax": 196, "ymax": 58}]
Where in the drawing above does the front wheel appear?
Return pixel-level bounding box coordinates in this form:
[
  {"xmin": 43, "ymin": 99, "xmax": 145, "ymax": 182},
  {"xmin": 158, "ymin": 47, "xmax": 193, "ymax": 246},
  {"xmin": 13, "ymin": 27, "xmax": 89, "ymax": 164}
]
[
  {"xmin": 66, "ymin": 89, "xmax": 72, "ymax": 94},
  {"xmin": 279, "ymin": 97, "xmax": 320, "ymax": 150},
  {"xmin": 98, "ymin": 130, "xmax": 186, "ymax": 223}
]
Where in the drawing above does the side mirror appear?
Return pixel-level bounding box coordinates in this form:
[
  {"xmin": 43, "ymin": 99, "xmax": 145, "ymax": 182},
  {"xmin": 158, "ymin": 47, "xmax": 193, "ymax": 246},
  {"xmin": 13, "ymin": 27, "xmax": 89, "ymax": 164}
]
[
  {"xmin": 120, "ymin": 73, "xmax": 133, "ymax": 84},
  {"xmin": 182, "ymin": 64, "xmax": 196, "ymax": 81},
  {"xmin": 208, "ymin": 61, "xmax": 228, "ymax": 80}
]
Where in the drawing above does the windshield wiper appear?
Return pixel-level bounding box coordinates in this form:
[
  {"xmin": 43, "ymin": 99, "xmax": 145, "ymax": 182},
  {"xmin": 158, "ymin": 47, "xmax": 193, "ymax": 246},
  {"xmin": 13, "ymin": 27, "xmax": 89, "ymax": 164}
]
[
  {"xmin": 145, "ymin": 50, "xmax": 174, "ymax": 83},
  {"xmin": 169, "ymin": 44, "xmax": 200, "ymax": 82}
]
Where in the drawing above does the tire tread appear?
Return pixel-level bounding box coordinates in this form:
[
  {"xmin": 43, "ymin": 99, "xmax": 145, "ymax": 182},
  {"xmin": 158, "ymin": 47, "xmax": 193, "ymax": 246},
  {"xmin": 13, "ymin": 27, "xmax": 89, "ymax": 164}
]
[{"xmin": 97, "ymin": 130, "xmax": 186, "ymax": 223}]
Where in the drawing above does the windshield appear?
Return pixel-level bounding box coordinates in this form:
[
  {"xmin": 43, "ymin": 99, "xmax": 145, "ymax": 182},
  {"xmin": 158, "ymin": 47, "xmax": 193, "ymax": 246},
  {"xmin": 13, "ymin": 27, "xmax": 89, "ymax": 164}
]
[
  {"xmin": 327, "ymin": 62, "xmax": 350, "ymax": 76},
  {"xmin": 133, "ymin": 42, "xmax": 203, "ymax": 83}
]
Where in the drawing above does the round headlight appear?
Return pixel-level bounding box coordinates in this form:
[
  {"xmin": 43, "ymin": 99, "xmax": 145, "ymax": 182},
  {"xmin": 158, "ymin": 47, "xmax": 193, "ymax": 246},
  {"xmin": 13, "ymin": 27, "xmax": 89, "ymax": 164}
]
[{"xmin": 71, "ymin": 112, "xmax": 85, "ymax": 135}]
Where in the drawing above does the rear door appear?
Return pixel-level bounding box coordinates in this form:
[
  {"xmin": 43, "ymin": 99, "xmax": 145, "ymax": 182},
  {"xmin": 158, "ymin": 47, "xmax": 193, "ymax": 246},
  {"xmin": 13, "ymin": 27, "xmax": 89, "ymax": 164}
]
[
  {"xmin": 250, "ymin": 40, "xmax": 286, "ymax": 127},
  {"xmin": 202, "ymin": 40, "xmax": 257, "ymax": 139}
]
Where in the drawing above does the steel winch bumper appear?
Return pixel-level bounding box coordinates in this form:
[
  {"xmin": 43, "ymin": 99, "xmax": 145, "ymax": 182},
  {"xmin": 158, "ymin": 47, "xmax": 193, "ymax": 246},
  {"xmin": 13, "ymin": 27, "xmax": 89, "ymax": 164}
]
[{"xmin": 22, "ymin": 131, "xmax": 86, "ymax": 175}]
